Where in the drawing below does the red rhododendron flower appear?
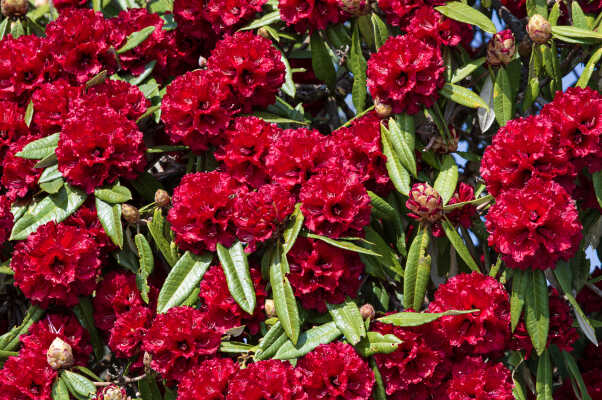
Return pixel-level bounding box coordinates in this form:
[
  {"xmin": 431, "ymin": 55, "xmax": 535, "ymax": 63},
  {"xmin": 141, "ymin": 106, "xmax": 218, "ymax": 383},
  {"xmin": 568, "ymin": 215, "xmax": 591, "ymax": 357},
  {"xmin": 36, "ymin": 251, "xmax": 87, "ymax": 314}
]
[
  {"xmin": 208, "ymin": 32, "xmax": 285, "ymax": 112},
  {"xmin": 161, "ymin": 69, "xmax": 236, "ymax": 153},
  {"xmin": 297, "ymin": 342, "xmax": 375, "ymax": 399},
  {"xmin": 367, "ymin": 34, "xmax": 445, "ymax": 115},
  {"xmin": 199, "ymin": 266, "xmax": 267, "ymax": 334},
  {"xmin": 109, "ymin": 306, "xmax": 152, "ymax": 358},
  {"xmin": 372, "ymin": 314, "xmax": 451, "ymax": 400},
  {"xmin": 406, "ymin": 6, "xmax": 473, "ymax": 47},
  {"xmin": 445, "ymin": 182, "xmax": 477, "ymax": 228},
  {"xmin": 21, "ymin": 313, "xmax": 92, "ymax": 365},
  {"xmin": 0, "ymin": 195, "xmax": 13, "ymax": 244},
  {"xmin": 435, "ymin": 357, "xmax": 513, "ymax": 400},
  {"xmin": 300, "ymin": 165, "xmax": 371, "ymax": 238},
  {"xmin": 203, "ymin": 0, "xmax": 267, "ymax": 34},
  {"xmin": 577, "ymin": 267, "xmax": 602, "ymax": 314},
  {"xmin": 577, "ymin": 0, "xmax": 602, "ymax": 13},
  {"xmin": 486, "ymin": 178, "xmax": 582, "ymax": 270},
  {"xmin": 31, "ymin": 79, "xmax": 82, "ymax": 135},
  {"xmin": 500, "ymin": 0, "xmax": 526, "ymax": 17},
  {"xmin": 178, "ymin": 358, "xmax": 238, "ymax": 400},
  {"xmin": 233, "ymin": 184, "xmax": 296, "ymax": 252},
  {"xmin": 143, "ymin": 306, "xmax": 221, "ymax": 381},
  {"xmin": 64, "ymin": 205, "xmax": 116, "ymax": 255},
  {"xmin": 78, "ymin": 79, "xmax": 149, "ymax": 122},
  {"xmin": 226, "ymin": 359, "xmax": 307, "ymax": 400},
  {"xmin": 1, "ymin": 135, "xmax": 43, "ymax": 201},
  {"xmin": 215, "ymin": 116, "xmax": 281, "ymax": 187},
  {"xmin": 11, "ymin": 222, "xmax": 103, "ymax": 308},
  {"xmin": 93, "ymin": 271, "xmax": 144, "ymax": 332},
  {"xmin": 279, "ymin": 0, "xmax": 347, "ymax": 32},
  {"xmin": 481, "ymin": 115, "xmax": 573, "ymax": 197},
  {"xmin": 57, "ymin": 105, "xmax": 146, "ymax": 194},
  {"xmin": 0, "ymin": 351, "xmax": 56, "ymax": 400},
  {"xmin": 172, "ymin": 0, "xmax": 216, "ymax": 46},
  {"xmin": 168, "ymin": 171, "xmax": 245, "ymax": 253},
  {"xmin": 288, "ymin": 237, "xmax": 364, "ymax": 312},
  {"xmin": 377, "ymin": 0, "xmax": 430, "ymax": 27},
  {"xmin": 0, "ymin": 100, "xmax": 28, "ymax": 158},
  {"xmin": 428, "ymin": 272, "xmax": 511, "ymax": 356}
]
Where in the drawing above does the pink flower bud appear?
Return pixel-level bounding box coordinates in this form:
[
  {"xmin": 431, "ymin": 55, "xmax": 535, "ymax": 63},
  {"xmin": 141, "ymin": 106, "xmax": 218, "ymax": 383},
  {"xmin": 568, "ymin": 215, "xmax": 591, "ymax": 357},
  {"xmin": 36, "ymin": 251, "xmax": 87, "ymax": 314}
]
[
  {"xmin": 98, "ymin": 385, "xmax": 127, "ymax": 400},
  {"xmin": 406, "ymin": 183, "xmax": 443, "ymax": 223},
  {"xmin": 1, "ymin": 0, "xmax": 28, "ymax": 17},
  {"xmin": 46, "ymin": 337, "xmax": 74, "ymax": 370},
  {"xmin": 337, "ymin": 0, "xmax": 371, "ymax": 16},
  {"xmin": 527, "ymin": 14, "xmax": 551, "ymax": 44},
  {"xmin": 487, "ymin": 29, "xmax": 515, "ymax": 65}
]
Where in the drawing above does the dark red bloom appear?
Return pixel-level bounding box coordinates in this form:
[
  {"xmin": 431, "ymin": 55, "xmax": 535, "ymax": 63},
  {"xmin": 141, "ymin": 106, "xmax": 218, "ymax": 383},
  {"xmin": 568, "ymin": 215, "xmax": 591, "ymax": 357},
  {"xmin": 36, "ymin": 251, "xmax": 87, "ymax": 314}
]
[
  {"xmin": 428, "ymin": 272, "xmax": 511, "ymax": 356},
  {"xmin": 31, "ymin": 79, "xmax": 82, "ymax": 135},
  {"xmin": 0, "ymin": 100, "xmax": 28, "ymax": 158},
  {"xmin": 168, "ymin": 171, "xmax": 245, "ymax": 254},
  {"xmin": 288, "ymin": 237, "xmax": 364, "ymax": 312},
  {"xmin": 109, "ymin": 306, "xmax": 152, "ymax": 358},
  {"xmin": 445, "ymin": 182, "xmax": 477, "ymax": 229},
  {"xmin": 434, "ymin": 357, "xmax": 513, "ymax": 400},
  {"xmin": 143, "ymin": 306, "xmax": 221, "ymax": 381},
  {"xmin": 226, "ymin": 359, "xmax": 307, "ymax": 400},
  {"xmin": 57, "ymin": 105, "xmax": 146, "ymax": 194},
  {"xmin": 0, "ymin": 351, "xmax": 56, "ymax": 400},
  {"xmin": 21, "ymin": 313, "xmax": 92, "ymax": 365},
  {"xmin": 178, "ymin": 358, "xmax": 238, "ymax": 400},
  {"xmin": 1, "ymin": 135, "xmax": 43, "ymax": 201},
  {"xmin": 577, "ymin": 267, "xmax": 602, "ymax": 315},
  {"xmin": 486, "ymin": 178, "xmax": 582, "ymax": 270},
  {"xmin": 233, "ymin": 184, "xmax": 296, "ymax": 252},
  {"xmin": 367, "ymin": 34, "xmax": 445, "ymax": 115},
  {"xmin": 208, "ymin": 32, "xmax": 285, "ymax": 112},
  {"xmin": 377, "ymin": 0, "xmax": 428, "ymax": 27},
  {"xmin": 173, "ymin": 0, "xmax": 217, "ymax": 47},
  {"xmin": 372, "ymin": 314, "xmax": 451, "ymax": 400},
  {"xmin": 215, "ymin": 116, "xmax": 281, "ymax": 188},
  {"xmin": 500, "ymin": 0, "xmax": 526, "ymax": 18},
  {"xmin": 297, "ymin": 342, "xmax": 375, "ymax": 399},
  {"xmin": 11, "ymin": 222, "xmax": 102, "ymax": 308},
  {"xmin": 64, "ymin": 205, "xmax": 116, "ymax": 256},
  {"xmin": 481, "ymin": 115, "xmax": 573, "ymax": 197},
  {"xmin": 203, "ymin": 0, "xmax": 267, "ymax": 34},
  {"xmin": 78, "ymin": 79, "xmax": 149, "ymax": 122},
  {"xmin": 199, "ymin": 266, "xmax": 267, "ymax": 335},
  {"xmin": 300, "ymin": 165, "xmax": 371, "ymax": 238},
  {"xmin": 0, "ymin": 195, "xmax": 13, "ymax": 244},
  {"xmin": 577, "ymin": 0, "xmax": 602, "ymax": 13},
  {"xmin": 161, "ymin": 69, "xmax": 236, "ymax": 153},
  {"xmin": 93, "ymin": 271, "xmax": 144, "ymax": 332},
  {"xmin": 279, "ymin": 0, "xmax": 347, "ymax": 32},
  {"xmin": 406, "ymin": 6, "xmax": 474, "ymax": 47}
]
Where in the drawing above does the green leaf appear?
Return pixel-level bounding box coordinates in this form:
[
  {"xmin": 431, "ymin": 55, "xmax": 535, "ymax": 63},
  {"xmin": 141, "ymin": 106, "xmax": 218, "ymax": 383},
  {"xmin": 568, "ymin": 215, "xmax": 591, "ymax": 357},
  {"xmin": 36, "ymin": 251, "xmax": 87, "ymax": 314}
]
[
  {"xmin": 327, "ymin": 299, "xmax": 366, "ymax": 345},
  {"xmin": 413, "ymin": 254, "xmax": 431, "ymax": 311},
  {"xmin": 355, "ymin": 332, "xmax": 402, "ymax": 357},
  {"xmin": 217, "ymin": 242, "xmax": 256, "ymax": 315},
  {"xmin": 156, "ymin": 251, "xmax": 212, "ymax": 313},
  {"xmin": 24, "ymin": 100, "xmax": 34, "ymax": 128},
  {"xmin": 10, "ymin": 19, "xmax": 24, "ymax": 38},
  {"xmin": 523, "ymin": 45, "xmax": 542, "ymax": 112},
  {"xmin": 148, "ymin": 208, "xmax": 179, "ymax": 267},
  {"xmin": 563, "ymin": 351, "xmax": 593, "ymax": 400},
  {"xmin": 365, "ymin": 227, "xmax": 403, "ymax": 279},
  {"xmin": 239, "ymin": 10, "xmax": 280, "ymax": 30},
  {"xmin": 572, "ymin": 2, "xmax": 588, "ymax": 29},
  {"xmin": 443, "ymin": 194, "xmax": 492, "ymax": 211},
  {"xmin": 371, "ymin": 13, "xmax": 390, "ymax": 48},
  {"xmin": 40, "ymin": 178, "xmax": 64, "ymax": 195},
  {"xmin": 94, "ymin": 183, "xmax": 132, "ymax": 203},
  {"xmin": 434, "ymin": 155, "xmax": 458, "ymax": 205},
  {"xmin": 368, "ymin": 191, "xmax": 398, "ymax": 221},
  {"xmin": 0, "ymin": 305, "xmax": 44, "ymax": 351},
  {"xmin": 441, "ymin": 219, "xmax": 480, "ymax": 272},
  {"xmin": 388, "ymin": 115, "xmax": 417, "ymax": 178},
  {"xmin": 549, "ymin": 2, "xmax": 560, "ymax": 25},
  {"xmin": 435, "ymin": 2, "xmax": 497, "ymax": 33},
  {"xmin": 526, "ymin": 0, "xmax": 547, "ymax": 18},
  {"xmin": 493, "ymin": 67, "xmax": 513, "ymax": 126},
  {"xmin": 117, "ymin": 26, "xmax": 156, "ymax": 54},
  {"xmin": 252, "ymin": 111, "xmax": 309, "ymax": 125},
  {"xmin": 552, "ymin": 25, "xmax": 602, "ymax": 41},
  {"xmin": 280, "ymin": 53, "xmax": 296, "ymax": 98},
  {"xmin": 282, "ymin": 203, "xmax": 304, "ymax": 254},
  {"xmin": 563, "ymin": 291, "xmax": 598, "ymax": 346},
  {"xmin": 61, "ymin": 371, "xmax": 96, "ymax": 399},
  {"xmin": 10, "ymin": 184, "xmax": 87, "ymax": 241},
  {"xmin": 403, "ymin": 226, "xmax": 430, "ymax": 309},
  {"xmin": 0, "ymin": 18, "xmax": 9, "ymax": 41},
  {"xmin": 15, "ymin": 133, "xmax": 60, "ymax": 160},
  {"xmin": 377, "ymin": 309, "xmax": 479, "ymax": 326},
  {"xmin": 139, "ymin": 374, "xmax": 162, "ymax": 400},
  {"xmin": 310, "ymin": 32, "xmax": 336, "ymax": 90},
  {"xmin": 536, "ymin": 349, "xmax": 553, "ymax": 400},
  {"xmin": 381, "ymin": 124, "xmax": 410, "ymax": 196},
  {"xmin": 38, "ymin": 164, "xmax": 62, "ymax": 184},
  {"xmin": 511, "ymin": 269, "xmax": 529, "ymax": 332},
  {"xmin": 52, "ymin": 378, "xmax": 70, "ymax": 400},
  {"xmin": 34, "ymin": 152, "xmax": 58, "ymax": 169},
  {"xmin": 451, "ymin": 57, "xmax": 486, "ymax": 84},
  {"xmin": 477, "ymin": 75, "xmax": 496, "ymax": 131},
  {"xmin": 349, "ymin": 22, "xmax": 367, "ymax": 112},
  {"xmin": 135, "ymin": 234, "xmax": 154, "ymax": 304},
  {"xmin": 525, "ymin": 270, "xmax": 549, "ymax": 356},
  {"xmin": 254, "ymin": 321, "xmax": 287, "ymax": 361},
  {"xmin": 73, "ymin": 298, "xmax": 104, "ymax": 361},
  {"xmin": 270, "ymin": 244, "xmax": 301, "ymax": 344},
  {"xmin": 220, "ymin": 341, "xmax": 255, "ymax": 353},
  {"xmin": 274, "ymin": 321, "xmax": 342, "ymax": 360},
  {"xmin": 95, "ymin": 198, "xmax": 123, "ymax": 249},
  {"xmin": 306, "ymin": 233, "xmax": 381, "ymax": 257},
  {"xmin": 370, "ymin": 358, "xmax": 387, "ymax": 400},
  {"xmin": 578, "ymin": 47, "xmax": 602, "ymax": 89},
  {"xmin": 440, "ymin": 83, "xmax": 489, "ymax": 110}
]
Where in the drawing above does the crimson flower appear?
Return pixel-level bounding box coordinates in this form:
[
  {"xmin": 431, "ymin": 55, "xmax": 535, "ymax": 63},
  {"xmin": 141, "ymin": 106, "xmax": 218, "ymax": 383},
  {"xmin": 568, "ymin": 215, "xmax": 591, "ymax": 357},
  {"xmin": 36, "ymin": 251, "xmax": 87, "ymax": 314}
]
[
  {"xmin": 226, "ymin": 359, "xmax": 307, "ymax": 400},
  {"xmin": 178, "ymin": 358, "xmax": 238, "ymax": 400}
]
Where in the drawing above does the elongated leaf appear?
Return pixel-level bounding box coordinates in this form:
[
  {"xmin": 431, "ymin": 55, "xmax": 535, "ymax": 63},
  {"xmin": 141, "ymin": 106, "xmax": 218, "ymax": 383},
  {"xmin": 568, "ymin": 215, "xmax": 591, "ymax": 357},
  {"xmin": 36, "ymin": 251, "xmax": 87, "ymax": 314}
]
[
  {"xmin": 413, "ymin": 254, "xmax": 431, "ymax": 310},
  {"xmin": 536, "ymin": 350, "xmax": 553, "ymax": 400},
  {"xmin": 24, "ymin": 100, "xmax": 34, "ymax": 128},
  {"xmin": 52, "ymin": 378, "xmax": 70, "ymax": 400},
  {"xmin": 578, "ymin": 47, "xmax": 602, "ymax": 89},
  {"xmin": 280, "ymin": 53, "xmax": 296, "ymax": 98},
  {"xmin": 552, "ymin": 25, "xmax": 602, "ymax": 40},
  {"xmin": 95, "ymin": 198, "xmax": 123, "ymax": 249},
  {"xmin": 371, "ymin": 13, "xmax": 389, "ymax": 48},
  {"xmin": 564, "ymin": 291, "xmax": 598, "ymax": 345},
  {"xmin": 306, "ymin": 233, "xmax": 381, "ymax": 257},
  {"xmin": 0, "ymin": 18, "xmax": 9, "ymax": 41},
  {"xmin": 310, "ymin": 32, "xmax": 336, "ymax": 90},
  {"xmin": 0, "ymin": 306, "xmax": 44, "ymax": 351},
  {"xmin": 443, "ymin": 194, "xmax": 492, "ymax": 211},
  {"xmin": 526, "ymin": 0, "xmax": 547, "ymax": 17},
  {"xmin": 40, "ymin": 178, "xmax": 64, "ymax": 194},
  {"xmin": 73, "ymin": 298, "xmax": 104, "ymax": 360},
  {"xmin": 38, "ymin": 165, "xmax": 62, "ymax": 183},
  {"xmin": 135, "ymin": 234, "xmax": 154, "ymax": 303},
  {"xmin": 370, "ymin": 358, "xmax": 387, "ymax": 400},
  {"xmin": 254, "ymin": 321, "xmax": 286, "ymax": 361},
  {"xmin": 549, "ymin": 1, "xmax": 560, "ymax": 24},
  {"xmin": 525, "ymin": 270, "xmax": 549, "ymax": 356},
  {"xmin": 139, "ymin": 374, "xmax": 162, "ymax": 400},
  {"xmin": 282, "ymin": 203, "xmax": 304, "ymax": 254},
  {"xmin": 94, "ymin": 183, "xmax": 132, "ymax": 203},
  {"xmin": 388, "ymin": 116, "xmax": 417, "ymax": 178},
  {"xmin": 365, "ymin": 227, "xmax": 403, "ymax": 278},
  {"xmin": 403, "ymin": 226, "xmax": 429, "ymax": 309},
  {"xmin": 10, "ymin": 184, "xmax": 87, "ymax": 241},
  {"xmin": 440, "ymin": 83, "xmax": 489, "ymax": 110},
  {"xmin": 477, "ymin": 75, "xmax": 496, "ymax": 131},
  {"xmin": 148, "ymin": 208, "xmax": 179, "ymax": 267},
  {"xmin": 511, "ymin": 269, "xmax": 529, "ymax": 332},
  {"xmin": 368, "ymin": 191, "xmax": 397, "ymax": 221},
  {"xmin": 327, "ymin": 299, "xmax": 366, "ymax": 345},
  {"xmin": 494, "ymin": 67, "xmax": 513, "ymax": 126},
  {"xmin": 434, "ymin": 155, "xmax": 458, "ymax": 205},
  {"xmin": 381, "ymin": 124, "xmax": 410, "ymax": 196},
  {"xmin": 239, "ymin": 10, "xmax": 280, "ymax": 30},
  {"xmin": 441, "ymin": 219, "xmax": 480, "ymax": 272},
  {"xmin": 117, "ymin": 26, "xmax": 156, "ymax": 54},
  {"xmin": 274, "ymin": 321, "xmax": 342, "ymax": 360},
  {"xmin": 270, "ymin": 244, "xmax": 301, "ymax": 344},
  {"xmin": 563, "ymin": 351, "xmax": 593, "ymax": 400},
  {"xmin": 16, "ymin": 133, "xmax": 60, "ymax": 160},
  {"xmin": 435, "ymin": 2, "xmax": 497, "ymax": 33},
  {"xmin": 156, "ymin": 251, "xmax": 212, "ymax": 313},
  {"xmin": 377, "ymin": 309, "xmax": 479, "ymax": 326},
  {"xmin": 217, "ymin": 242, "xmax": 256, "ymax": 315},
  {"xmin": 451, "ymin": 57, "xmax": 486, "ymax": 84},
  {"xmin": 572, "ymin": 2, "xmax": 588, "ymax": 29},
  {"xmin": 61, "ymin": 371, "xmax": 96, "ymax": 399},
  {"xmin": 355, "ymin": 332, "xmax": 402, "ymax": 357},
  {"xmin": 349, "ymin": 22, "xmax": 367, "ymax": 112}
]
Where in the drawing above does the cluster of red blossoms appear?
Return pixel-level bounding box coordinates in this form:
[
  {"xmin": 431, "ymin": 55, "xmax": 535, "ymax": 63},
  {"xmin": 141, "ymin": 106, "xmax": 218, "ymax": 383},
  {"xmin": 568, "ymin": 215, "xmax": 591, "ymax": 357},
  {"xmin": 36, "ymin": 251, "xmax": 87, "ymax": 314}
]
[{"xmin": 483, "ymin": 87, "xmax": 601, "ymax": 270}]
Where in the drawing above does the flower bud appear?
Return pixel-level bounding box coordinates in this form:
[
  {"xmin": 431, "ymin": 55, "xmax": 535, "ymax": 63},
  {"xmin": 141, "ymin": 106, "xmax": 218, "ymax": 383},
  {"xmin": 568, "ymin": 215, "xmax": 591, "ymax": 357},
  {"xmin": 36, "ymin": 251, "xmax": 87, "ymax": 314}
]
[
  {"xmin": 198, "ymin": 55, "xmax": 207, "ymax": 69},
  {"xmin": 122, "ymin": 204, "xmax": 140, "ymax": 224},
  {"xmin": 98, "ymin": 385, "xmax": 127, "ymax": 400},
  {"xmin": 1, "ymin": 0, "xmax": 27, "ymax": 18},
  {"xmin": 264, "ymin": 299, "xmax": 276, "ymax": 318},
  {"xmin": 154, "ymin": 189, "xmax": 170, "ymax": 207},
  {"xmin": 143, "ymin": 351, "xmax": 152, "ymax": 370},
  {"xmin": 430, "ymin": 126, "xmax": 459, "ymax": 154},
  {"xmin": 46, "ymin": 337, "xmax": 74, "ymax": 370},
  {"xmin": 257, "ymin": 27, "xmax": 270, "ymax": 38},
  {"xmin": 359, "ymin": 304, "xmax": 375, "ymax": 320},
  {"xmin": 337, "ymin": 0, "xmax": 371, "ymax": 16},
  {"xmin": 487, "ymin": 29, "xmax": 515, "ymax": 66},
  {"xmin": 527, "ymin": 14, "xmax": 551, "ymax": 44},
  {"xmin": 406, "ymin": 183, "xmax": 443, "ymax": 223},
  {"xmin": 375, "ymin": 99, "xmax": 392, "ymax": 118}
]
